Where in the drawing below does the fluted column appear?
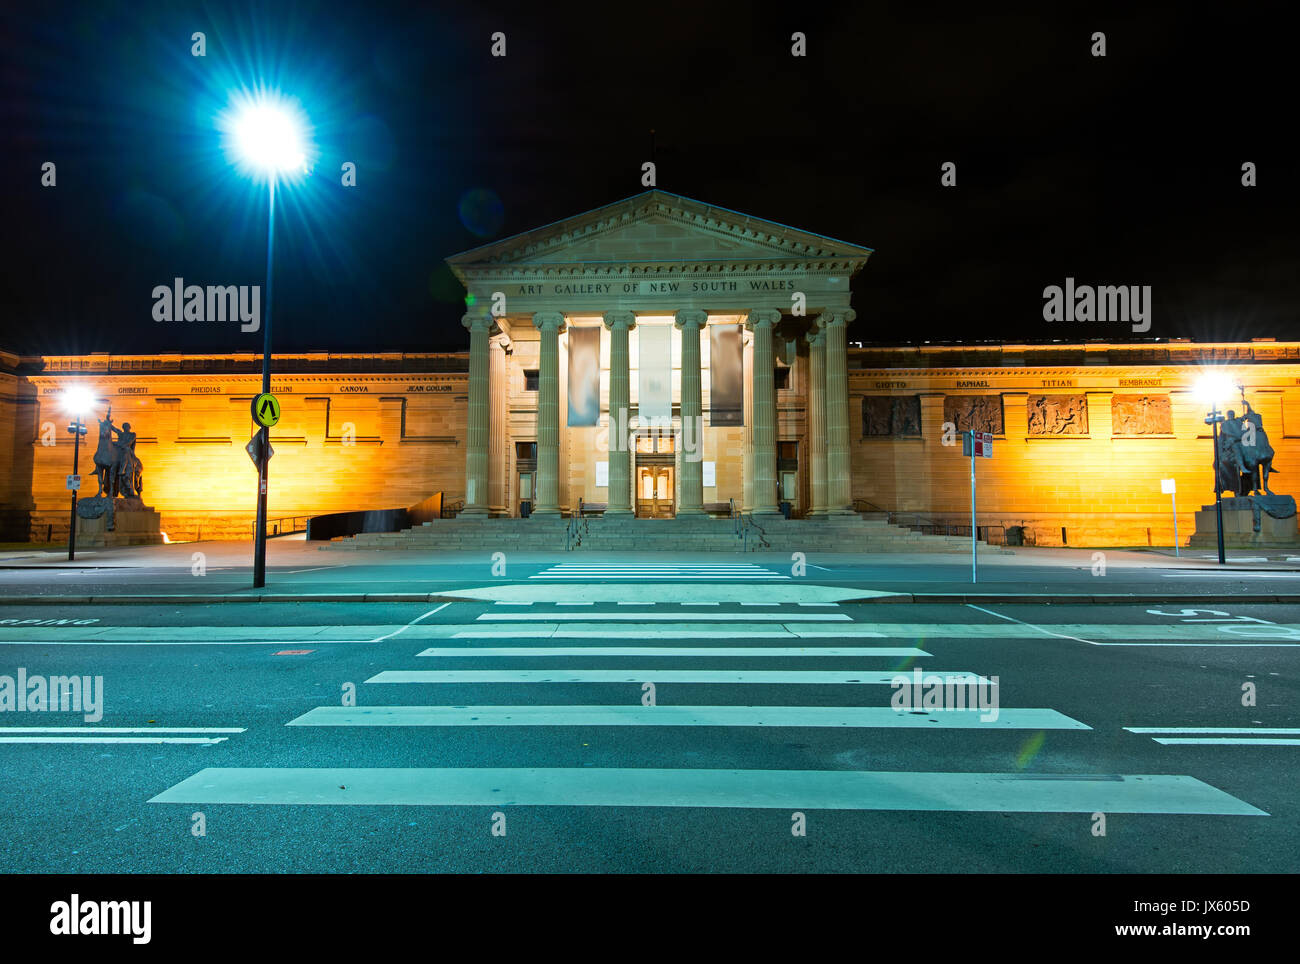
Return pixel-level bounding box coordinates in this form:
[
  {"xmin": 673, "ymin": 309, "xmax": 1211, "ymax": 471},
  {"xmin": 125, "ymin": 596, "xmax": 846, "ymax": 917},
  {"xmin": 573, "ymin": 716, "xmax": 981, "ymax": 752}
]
[
  {"xmin": 818, "ymin": 307, "xmax": 856, "ymax": 513},
  {"xmin": 746, "ymin": 309, "xmax": 781, "ymax": 515},
  {"xmin": 488, "ymin": 333, "xmax": 511, "ymax": 516},
  {"xmin": 461, "ymin": 311, "xmax": 493, "ymax": 515},
  {"xmin": 742, "ymin": 329, "xmax": 753, "ymax": 512},
  {"xmin": 674, "ymin": 309, "xmax": 707, "ymax": 514},
  {"xmin": 805, "ymin": 329, "xmax": 828, "ymax": 516},
  {"xmin": 532, "ymin": 311, "xmax": 565, "ymax": 515},
  {"xmin": 603, "ymin": 310, "xmax": 636, "ymax": 515}
]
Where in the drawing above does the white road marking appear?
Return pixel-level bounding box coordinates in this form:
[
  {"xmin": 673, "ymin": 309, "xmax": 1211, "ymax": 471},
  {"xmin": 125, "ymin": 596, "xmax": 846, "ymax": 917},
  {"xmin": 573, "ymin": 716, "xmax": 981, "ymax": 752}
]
[
  {"xmin": 444, "ymin": 624, "xmax": 888, "ymax": 639},
  {"xmin": 365, "ymin": 669, "xmax": 987, "ymax": 685},
  {"xmin": 0, "ymin": 736, "xmax": 228, "ymax": 745},
  {"xmin": 1125, "ymin": 727, "xmax": 1300, "ymax": 735},
  {"xmin": 475, "ymin": 611, "xmax": 849, "ymax": 622},
  {"xmin": 148, "ymin": 767, "xmax": 1267, "ymax": 815},
  {"xmin": 0, "ymin": 726, "xmax": 244, "ymax": 733},
  {"xmin": 414, "ymin": 645, "xmax": 930, "ymax": 658},
  {"xmin": 369, "ymin": 603, "xmax": 451, "ymax": 643},
  {"xmin": 435, "ymin": 584, "xmax": 895, "ymax": 603},
  {"xmin": 1152, "ymin": 738, "xmax": 1300, "ymax": 746},
  {"xmin": 288, "ymin": 705, "xmax": 1085, "ymax": 729}
]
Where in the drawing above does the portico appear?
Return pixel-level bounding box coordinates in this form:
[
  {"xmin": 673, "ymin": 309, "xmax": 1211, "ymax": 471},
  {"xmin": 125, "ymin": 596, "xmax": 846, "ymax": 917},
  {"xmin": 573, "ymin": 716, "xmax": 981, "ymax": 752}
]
[{"xmin": 446, "ymin": 190, "xmax": 874, "ymax": 519}]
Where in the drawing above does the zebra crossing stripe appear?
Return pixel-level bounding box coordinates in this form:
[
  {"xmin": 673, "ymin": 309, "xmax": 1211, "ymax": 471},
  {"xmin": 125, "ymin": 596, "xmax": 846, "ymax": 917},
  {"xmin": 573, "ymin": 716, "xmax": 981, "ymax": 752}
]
[
  {"xmin": 1125, "ymin": 727, "xmax": 1300, "ymax": 734},
  {"xmin": 148, "ymin": 767, "xmax": 1267, "ymax": 815},
  {"xmin": 287, "ymin": 705, "xmax": 1086, "ymax": 729},
  {"xmin": 414, "ymin": 646, "xmax": 930, "ymax": 658},
  {"xmin": 365, "ymin": 669, "xmax": 987, "ymax": 685},
  {"xmin": 477, "ymin": 612, "xmax": 850, "ymax": 622},
  {"xmin": 0, "ymin": 736, "xmax": 229, "ymax": 745},
  {"xmin": 1152, "ymin": 738, "xmax": 1300, "ymax": 746}
]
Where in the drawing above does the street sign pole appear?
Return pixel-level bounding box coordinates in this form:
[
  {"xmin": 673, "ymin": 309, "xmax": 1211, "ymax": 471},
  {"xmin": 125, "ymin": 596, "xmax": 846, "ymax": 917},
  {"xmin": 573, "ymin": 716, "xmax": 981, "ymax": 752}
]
[
  {"xmin": 67, "ymin": 417, "xmax": 82, "ymax": 562},
  {"xmin": 253, "ymin": 174, "xmax": 276, "ymax": 589},
  {"xmin": 970, "ymin": 430, "xmax": 977, "ymax": 584},
  {"xmin": 1171, "ymin": 491, "xmax": 1179, "ymax": 557}
]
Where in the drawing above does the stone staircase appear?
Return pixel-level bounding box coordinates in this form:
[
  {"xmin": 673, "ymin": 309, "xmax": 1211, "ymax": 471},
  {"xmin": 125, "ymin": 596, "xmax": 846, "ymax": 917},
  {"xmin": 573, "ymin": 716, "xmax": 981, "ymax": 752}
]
[{"xmin": 325, "ymin": 512, "xmax": 977, "ymax": 552}]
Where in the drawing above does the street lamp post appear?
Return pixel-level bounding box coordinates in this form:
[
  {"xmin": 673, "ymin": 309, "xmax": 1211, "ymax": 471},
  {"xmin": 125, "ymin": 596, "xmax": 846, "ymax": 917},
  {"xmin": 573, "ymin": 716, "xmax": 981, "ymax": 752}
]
[
  {"xmin": 228, "ymin": 96, "xmax": 308, "ymax": 589},
  {"xmin": 62, "ymin": 387, "xmax": 94, "ymax": 561},
  {"xmin": 1204, "ymin": 406, "xmax": 1227, "ymax": 565}
]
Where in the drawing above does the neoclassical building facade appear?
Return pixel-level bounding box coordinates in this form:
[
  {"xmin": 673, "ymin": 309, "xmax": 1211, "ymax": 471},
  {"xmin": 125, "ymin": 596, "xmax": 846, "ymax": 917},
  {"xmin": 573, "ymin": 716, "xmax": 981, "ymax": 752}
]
[
  {"xmin": 446, "ymin": 190, "xmax": 871, "ymax": 521},
  {"xmin": 2, "ymin": 191, "xmax": 1299, "ymax": 547}
]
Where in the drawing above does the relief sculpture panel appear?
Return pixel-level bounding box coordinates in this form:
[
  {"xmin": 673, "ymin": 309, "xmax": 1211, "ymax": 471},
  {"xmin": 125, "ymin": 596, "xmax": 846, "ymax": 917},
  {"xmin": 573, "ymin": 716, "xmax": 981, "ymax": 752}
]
[
  {"xmin": 1112, "ymin": 394, "xmax": 1172, "ymax": 435},
  {"xmin": 1027, "ymin": 394, "xmax": 1088, "ymax": 435},
  {"xmin": 943, "ymin": 395, "xmax": 1004, "ymax": 435},
  {"xmin": 863, "ymin": 395, "xmax": 922, "ymax": 437}
]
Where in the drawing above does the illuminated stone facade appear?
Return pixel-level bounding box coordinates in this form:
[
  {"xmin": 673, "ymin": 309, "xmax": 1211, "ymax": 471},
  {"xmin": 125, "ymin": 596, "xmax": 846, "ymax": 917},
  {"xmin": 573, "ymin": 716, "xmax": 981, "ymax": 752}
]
[{"xmin": 2, "ymin": 192, "xmax": 1298, "ymax": 548}]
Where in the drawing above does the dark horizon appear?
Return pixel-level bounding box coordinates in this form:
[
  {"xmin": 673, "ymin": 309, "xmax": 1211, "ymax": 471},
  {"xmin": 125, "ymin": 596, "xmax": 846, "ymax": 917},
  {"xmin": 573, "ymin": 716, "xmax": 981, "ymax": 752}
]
[{"xmin": 2, "ymin": 1, "xmax": 1296, "ymax": 357}]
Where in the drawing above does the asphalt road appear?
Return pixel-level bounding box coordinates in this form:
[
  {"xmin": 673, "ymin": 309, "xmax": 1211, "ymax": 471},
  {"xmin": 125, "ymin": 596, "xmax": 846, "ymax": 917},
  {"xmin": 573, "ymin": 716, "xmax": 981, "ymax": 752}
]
[{"xmin": 1, "ymin": 585, "xmax": 1296, "ymax": 873}]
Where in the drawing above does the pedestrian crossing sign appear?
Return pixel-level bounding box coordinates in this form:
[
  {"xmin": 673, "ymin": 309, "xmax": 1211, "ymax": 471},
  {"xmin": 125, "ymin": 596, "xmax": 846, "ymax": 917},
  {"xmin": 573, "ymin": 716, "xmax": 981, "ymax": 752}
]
[{"xmin": 252, "ymin": 393, "xmax": 281, "ymax": 428}]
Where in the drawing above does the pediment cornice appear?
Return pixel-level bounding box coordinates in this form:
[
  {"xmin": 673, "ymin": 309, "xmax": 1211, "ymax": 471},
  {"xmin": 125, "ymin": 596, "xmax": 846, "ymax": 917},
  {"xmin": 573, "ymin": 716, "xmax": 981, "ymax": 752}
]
[{"xmin": 447, "ymin": 190, "xmax": 873, "ymax": 282}]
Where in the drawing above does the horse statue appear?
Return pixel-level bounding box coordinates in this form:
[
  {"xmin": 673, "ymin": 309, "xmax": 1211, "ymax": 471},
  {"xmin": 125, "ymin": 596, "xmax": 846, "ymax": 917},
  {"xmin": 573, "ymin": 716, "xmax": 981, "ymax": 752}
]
[
  {"xmin": 92, "ymin": 412, "xmax": 119, "ymax": 498},
  {"xmin": 1215, "ymin": 399, "xmax": 1278, "ymax": 497}
]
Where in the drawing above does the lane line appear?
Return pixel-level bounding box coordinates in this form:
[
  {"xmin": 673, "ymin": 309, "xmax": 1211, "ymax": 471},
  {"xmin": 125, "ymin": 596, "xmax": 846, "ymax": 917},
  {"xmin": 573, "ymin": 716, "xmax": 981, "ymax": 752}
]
[
  {"xmin": 965, "ymin": 605, "xmax": 1100, "ymax": 645},
  {"xmin": 0, "ymin": 726, "xmax": 244, "ymax": 733},
  {"xmin": 0, "ymin": 736, "xmax": 228, "ymax": 745},
  {"xmin": 365, "ymin": 669, "xmax": 988, "ymax": 685},
  {"xmin": 1125, "ymin": 727, "xmax": 1300, "ymax": 735},
  {"xmin": 474, "ymin": 611, "xmax": 850, "ymax": 622},
  {"xmin": 288, "ymin": 705, "xmax": 1086, "ymax": 729},
  {"xmin": 414, "ymin": 645, "xmax": 930, "ymax": 658},
  {"xmin": 148, "ymin": 767, "xmax": 1267, "ymax": 815},
  {"xmin": 1152, "ymin": 738, "xmax": 1300, "ymax": 746}
]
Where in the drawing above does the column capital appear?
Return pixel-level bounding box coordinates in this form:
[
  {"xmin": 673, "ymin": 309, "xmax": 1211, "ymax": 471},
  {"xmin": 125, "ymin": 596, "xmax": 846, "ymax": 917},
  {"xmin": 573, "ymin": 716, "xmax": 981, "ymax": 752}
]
[
  {"xmin": 462, "ymin": 311, "xmax": 495, "ymax": 333},
  {"xmin": 490, "ymin": 331, "xmax": 513, "ymax": 353},
  {"xmin": 532, "ymin": 311, "xmax": 566, "ymax": 333},
  {"xmin": 602, "ymin": 310, "xmax": 637, "ymax": 331},
  {"xmin": 804, "ymin": 329, "xmax": 825, "ymax": 347},
  {"xmin": 815, "ymin": 307, "xmax": 857, "ymax": 329},
  {"xmin": 745, "ymin": 308, "xmax": 782, "ymax": 330},
  {"xmin": 673, "ymin": 309, "xmax": 708, "ymax": 331}
]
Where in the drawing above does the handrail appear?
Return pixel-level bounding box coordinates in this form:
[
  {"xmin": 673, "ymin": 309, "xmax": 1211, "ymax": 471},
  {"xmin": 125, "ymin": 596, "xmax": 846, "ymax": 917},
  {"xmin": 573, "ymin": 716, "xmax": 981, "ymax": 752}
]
[{"xmin": 253, "ymin": 515, "xmax": 311, "ymax": 537}]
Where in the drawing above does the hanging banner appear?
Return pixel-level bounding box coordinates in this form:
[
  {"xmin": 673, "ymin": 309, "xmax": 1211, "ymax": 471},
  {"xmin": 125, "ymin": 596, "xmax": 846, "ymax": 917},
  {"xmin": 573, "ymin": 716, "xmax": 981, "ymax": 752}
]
[
  {"xmin": 638, "ymin": 324, "xmax": 672, "ymax": 421},
  {"xmin": 709, "ymin": 323, "xmax": 743, "ymax": 426},
  {"xmin": 567, "ymin": 326, "xmax": 601, "ymax": 426}
]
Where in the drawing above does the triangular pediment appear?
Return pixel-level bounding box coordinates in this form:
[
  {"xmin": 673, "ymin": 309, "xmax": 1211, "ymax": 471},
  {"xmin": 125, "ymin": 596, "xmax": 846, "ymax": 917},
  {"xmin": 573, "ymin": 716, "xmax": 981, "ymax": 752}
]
[{"xmin": 447, "ymin": 190, "xmax": 872, "ymax": 279}]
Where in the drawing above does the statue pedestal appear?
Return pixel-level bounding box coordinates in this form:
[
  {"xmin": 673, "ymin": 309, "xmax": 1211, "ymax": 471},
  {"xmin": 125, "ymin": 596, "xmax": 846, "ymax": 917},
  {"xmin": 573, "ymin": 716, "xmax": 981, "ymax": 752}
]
[
  {"xmin": 1190, "ymin": 495, "xmax": 1299, "ymax": 549},
  {"xmin": 75, "ymin": 497, "xmax": 164, "ymax": 548}
]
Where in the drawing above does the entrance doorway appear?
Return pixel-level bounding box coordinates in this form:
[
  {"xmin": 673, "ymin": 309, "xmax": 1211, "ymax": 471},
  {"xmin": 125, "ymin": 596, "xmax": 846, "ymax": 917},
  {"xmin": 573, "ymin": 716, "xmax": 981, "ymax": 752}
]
[{"xmin": 636, "ymin": 466, "xmax": 675, "ymax": 518}]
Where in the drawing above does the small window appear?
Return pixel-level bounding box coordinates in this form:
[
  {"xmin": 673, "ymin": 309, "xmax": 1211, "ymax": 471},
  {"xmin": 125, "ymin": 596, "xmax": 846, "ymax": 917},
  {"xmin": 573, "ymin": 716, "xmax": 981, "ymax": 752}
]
[
  {"xmin": 778, "ymin": 441, "xmax": 799, "ymax": 462},
  {"xmin": 523, "ymin": 369, "xmax": 539, "ymax": 391},
  {"xmin": 515, "ymin": 441, "xmax": 537, "ymax": 461},
  {"xmin": 774, "ymin": 367, "xmax": 791, "ymax": 391}
]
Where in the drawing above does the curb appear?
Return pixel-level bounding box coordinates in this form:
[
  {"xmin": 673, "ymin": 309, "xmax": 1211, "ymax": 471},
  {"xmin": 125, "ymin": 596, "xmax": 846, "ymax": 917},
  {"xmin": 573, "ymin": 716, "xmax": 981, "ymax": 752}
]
[{"xmin": 2, "ymin": 592, "xmax": 1300, "ymax": 606}]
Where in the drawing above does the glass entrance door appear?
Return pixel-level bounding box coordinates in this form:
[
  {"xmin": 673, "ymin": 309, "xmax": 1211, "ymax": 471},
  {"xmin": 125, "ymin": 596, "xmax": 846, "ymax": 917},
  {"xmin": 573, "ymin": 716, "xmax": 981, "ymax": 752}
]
[{"xmin": 635, "ymin": 466, "xmax": 675, "ymax": 518}]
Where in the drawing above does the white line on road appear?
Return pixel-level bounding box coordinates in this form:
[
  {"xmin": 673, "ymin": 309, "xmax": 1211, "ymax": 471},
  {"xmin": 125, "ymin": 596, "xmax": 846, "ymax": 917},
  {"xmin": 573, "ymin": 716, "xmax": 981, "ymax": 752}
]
[
  {"xmin": 1125, "ymin": 727, "xmax": 1300, "ymax": 735},
  {"xmin": 148, "ymin": 767, "xmax": 1266, "ymax": 815},
  {"xmin": 1152, "ymin": 738, "xmax": 1300, "ymax": 746},
  {"xmin": 288, "ymin": 705, "xmax": 1085, "ymax": 729},
  {"xmin": 0, "ymin": 736, "xmax": 229, "ymax": 745},
  {"xmin": 475, "ymin": 611, "xmax": 850, "ymax": 622},
  {"xmin": 366, "ymin": 669, "xmax": 987, "ymax": 685},
  {"xmin": 0, "ymin": 726, "xmax": 244, "ymax": 733},
  {"xmin": 965, "ymin": 605, "xmax": 1100, "ymax": 645},
  {"xmin": 369, "ymin": 603, "xmax": 451, "ymax": 643},
  {"xmin": 414, "ymin": 645, "xmax": 930, "ymax": 658}
]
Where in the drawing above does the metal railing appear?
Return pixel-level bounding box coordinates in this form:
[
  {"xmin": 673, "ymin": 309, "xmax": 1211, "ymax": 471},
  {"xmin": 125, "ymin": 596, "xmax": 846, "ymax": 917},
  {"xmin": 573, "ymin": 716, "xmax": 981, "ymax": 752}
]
[
  {"xmin": 440, "ymin": 499, "xmax": 464, "ymax": 518},
  {"xmin": 253, "ymin": 515, "xmax": 311, "ymax": 538},
  {"xmin": 564, "ymin": 512, "xmax": 587, "ymax": 551}
]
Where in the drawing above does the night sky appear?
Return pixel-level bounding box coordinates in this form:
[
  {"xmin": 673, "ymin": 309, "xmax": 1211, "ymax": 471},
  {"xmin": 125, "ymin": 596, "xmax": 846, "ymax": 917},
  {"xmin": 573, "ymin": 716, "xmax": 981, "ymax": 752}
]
[{"xmin": 2, "ymin": 1, "xmax": 1295, "ymax": 357}]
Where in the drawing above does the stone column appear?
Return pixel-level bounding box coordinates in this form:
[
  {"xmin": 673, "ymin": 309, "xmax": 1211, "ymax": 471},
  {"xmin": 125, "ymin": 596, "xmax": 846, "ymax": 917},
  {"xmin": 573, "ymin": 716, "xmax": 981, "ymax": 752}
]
[
  {"xmin": 818, "ymin": 308, "xmax": 856, "ymax": 513},
  {"xmin": 674, "ymin": 309, "xmax": 707, "ymax": 514},
  {"xmin": 488, "ymin": 333, "xmax": 511, "ymax": 516},
  {"xmin": 746, "ymin": 309, "xmax": 781, "ymax": 515},
  {"xmin": 742, "ymin": 329, "xmax": 753, "ymax": 512},
  {"xmin": 461, "ymin": 311, "xmax": 493, "ymax": 515},
  {"xmin": 603, "ymin": 310, "xmax": 636, "ymax": 515},
  {"xmin": 805, "ymin": 329, "xmax": 828, "ymax": 516},
  {"xmin": 532, "ymin": 311, "xmax": 565, "ymax": 515}
]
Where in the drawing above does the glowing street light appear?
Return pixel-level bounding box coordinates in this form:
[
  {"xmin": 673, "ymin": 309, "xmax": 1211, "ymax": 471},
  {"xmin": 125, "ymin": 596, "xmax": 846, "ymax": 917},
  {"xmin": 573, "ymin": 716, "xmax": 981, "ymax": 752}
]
[
  {"xmin": 222, "ymin": 91, "xmax": 313, "ymax": 588},
  {"xmin": 62, "ymin": 386, "xmax": 95, "ymax": 561}
]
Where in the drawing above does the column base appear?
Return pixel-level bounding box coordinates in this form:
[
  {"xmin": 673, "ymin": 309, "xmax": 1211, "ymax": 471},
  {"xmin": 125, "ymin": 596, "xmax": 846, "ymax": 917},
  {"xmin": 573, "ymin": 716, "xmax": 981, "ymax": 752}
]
[
  {"xmin": 604, "ymin": 507, "xmax": 633, "ymax": 516},
  {"xmin": 676, "ymin": 507, "xmax": 706, "ymax": 516},
  {"xmin": 459, "ymin": 506, "xmax": 490, "ymax": 517},
  {"xmin": 531, "ymin": 507, "xmax": 560, "ymax": 517}
]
